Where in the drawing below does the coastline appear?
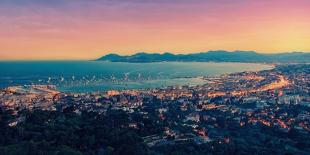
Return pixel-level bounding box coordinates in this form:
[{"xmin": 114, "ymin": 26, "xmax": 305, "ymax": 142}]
[
  {"xmin": 1, "ymin": 64, "xmax": 309, "ymax": 155},
  {"xmin": 0, "ymin": 61, "xmax": 275, "ymax": 93},
  {"xmin": 2, "ymin": 62, "xmax": 275, "ymax": 94}
]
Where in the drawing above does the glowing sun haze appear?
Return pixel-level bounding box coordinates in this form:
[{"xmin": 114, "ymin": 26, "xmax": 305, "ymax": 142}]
[{"xmin": 0, "ymin": 0, "xmax": 309, "ymax": 60}]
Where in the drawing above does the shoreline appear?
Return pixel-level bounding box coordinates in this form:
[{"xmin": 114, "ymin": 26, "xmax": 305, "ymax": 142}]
[
  {"xmin": 2, "ymin": 65, "xmax": 276, "ymax": 94},
  {"xmin": 1, "ymin": 64, "xmax": 309, "ymax": 154},
  {"xmin": 0, "ymin": 62, "xmax": 275, "ymax": 93}
]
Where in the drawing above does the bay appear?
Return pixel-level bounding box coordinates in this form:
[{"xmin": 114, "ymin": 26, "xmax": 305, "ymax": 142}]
[{"xmin": 0, "ymin": 61, "xmax": 273, "ymax": 92}]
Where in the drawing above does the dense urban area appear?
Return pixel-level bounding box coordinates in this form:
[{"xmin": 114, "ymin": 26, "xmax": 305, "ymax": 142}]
[{"xmin": 0, "ymin": 64, "xmax": 309, "ymax": 155}]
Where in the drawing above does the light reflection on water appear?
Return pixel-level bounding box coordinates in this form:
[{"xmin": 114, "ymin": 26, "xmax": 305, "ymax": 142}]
[{"xmin": 0, "ymin": 61, "xmax": 273, "ymax": 92}]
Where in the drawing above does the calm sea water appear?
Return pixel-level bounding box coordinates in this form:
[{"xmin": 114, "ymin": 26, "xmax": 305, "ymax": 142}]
[{"xmin": 0, "ymin": 61, "xmax": 273, "ymax": 92}]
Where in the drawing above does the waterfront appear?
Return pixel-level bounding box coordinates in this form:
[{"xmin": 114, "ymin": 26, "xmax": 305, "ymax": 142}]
[
  {"xmin": 1, "ymin": 64, "xmax": 309, "ymax": 154},
  {"xmin": 0, "ymin": 61, "xmax": 272, "ymax": 92}
]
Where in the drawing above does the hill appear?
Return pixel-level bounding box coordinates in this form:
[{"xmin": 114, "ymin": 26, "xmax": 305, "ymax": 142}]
[{"xmin": 97, "ymin": 51, "xmax": 310, "ymax": 63}]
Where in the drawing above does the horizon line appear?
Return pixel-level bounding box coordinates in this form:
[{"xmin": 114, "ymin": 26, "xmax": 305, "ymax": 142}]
[{"xmin": 1, "ymin": 50, "xmax": 309, "ymax": 61}]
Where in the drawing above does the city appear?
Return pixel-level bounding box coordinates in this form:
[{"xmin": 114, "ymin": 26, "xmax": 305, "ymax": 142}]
[
  {"xmin": 1, "ymin": 64, "xmax": 309, "ymax": 154},
  {"xmin": 1, "ymin": 1, "xmax": 310, "ymax": 154}
]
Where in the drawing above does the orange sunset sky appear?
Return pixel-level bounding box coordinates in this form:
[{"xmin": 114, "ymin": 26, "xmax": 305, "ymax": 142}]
[{"xmin": 0, "ymin": 0, "xmax": 310, "ymax": 60}]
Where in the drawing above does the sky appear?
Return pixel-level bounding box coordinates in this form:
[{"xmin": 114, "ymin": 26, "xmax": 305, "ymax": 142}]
[{"xmin": 0, "ymin": 0, "xmax": 309, "ymax": 60}]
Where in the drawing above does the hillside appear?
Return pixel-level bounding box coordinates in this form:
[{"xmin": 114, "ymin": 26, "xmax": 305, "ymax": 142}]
[{"xmin": 97, "ymin": 51, "xmax": 310, "ymax": 63}]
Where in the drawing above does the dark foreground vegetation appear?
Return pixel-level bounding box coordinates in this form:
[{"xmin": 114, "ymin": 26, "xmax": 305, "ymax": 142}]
[
  {"xmin": 1, "ymin": 64, "xmax": 309, "ymax": 155},
  {"xmin": 0, "ymin": 108, "xmax": 147, "ymax": 155},
  {"xmin": 1, "ymin": 107, "xmax": 309, "ymax": 155}
]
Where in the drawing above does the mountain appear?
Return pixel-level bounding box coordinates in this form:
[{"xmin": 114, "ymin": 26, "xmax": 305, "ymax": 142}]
[{"xmin": 97, "ymin": 51, "xmax": 310, "ymax": 63}]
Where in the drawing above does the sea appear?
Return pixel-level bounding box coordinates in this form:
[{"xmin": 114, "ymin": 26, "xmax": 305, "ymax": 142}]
[{"xmin": 0, "ymin": 61, "xmax": 273, "ymax": 93}]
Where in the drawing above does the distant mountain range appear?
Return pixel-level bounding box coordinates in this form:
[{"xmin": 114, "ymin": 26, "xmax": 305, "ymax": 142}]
[{"xmin": 97, "ymin": 51, "xmax": 310, "ymax": 63}]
